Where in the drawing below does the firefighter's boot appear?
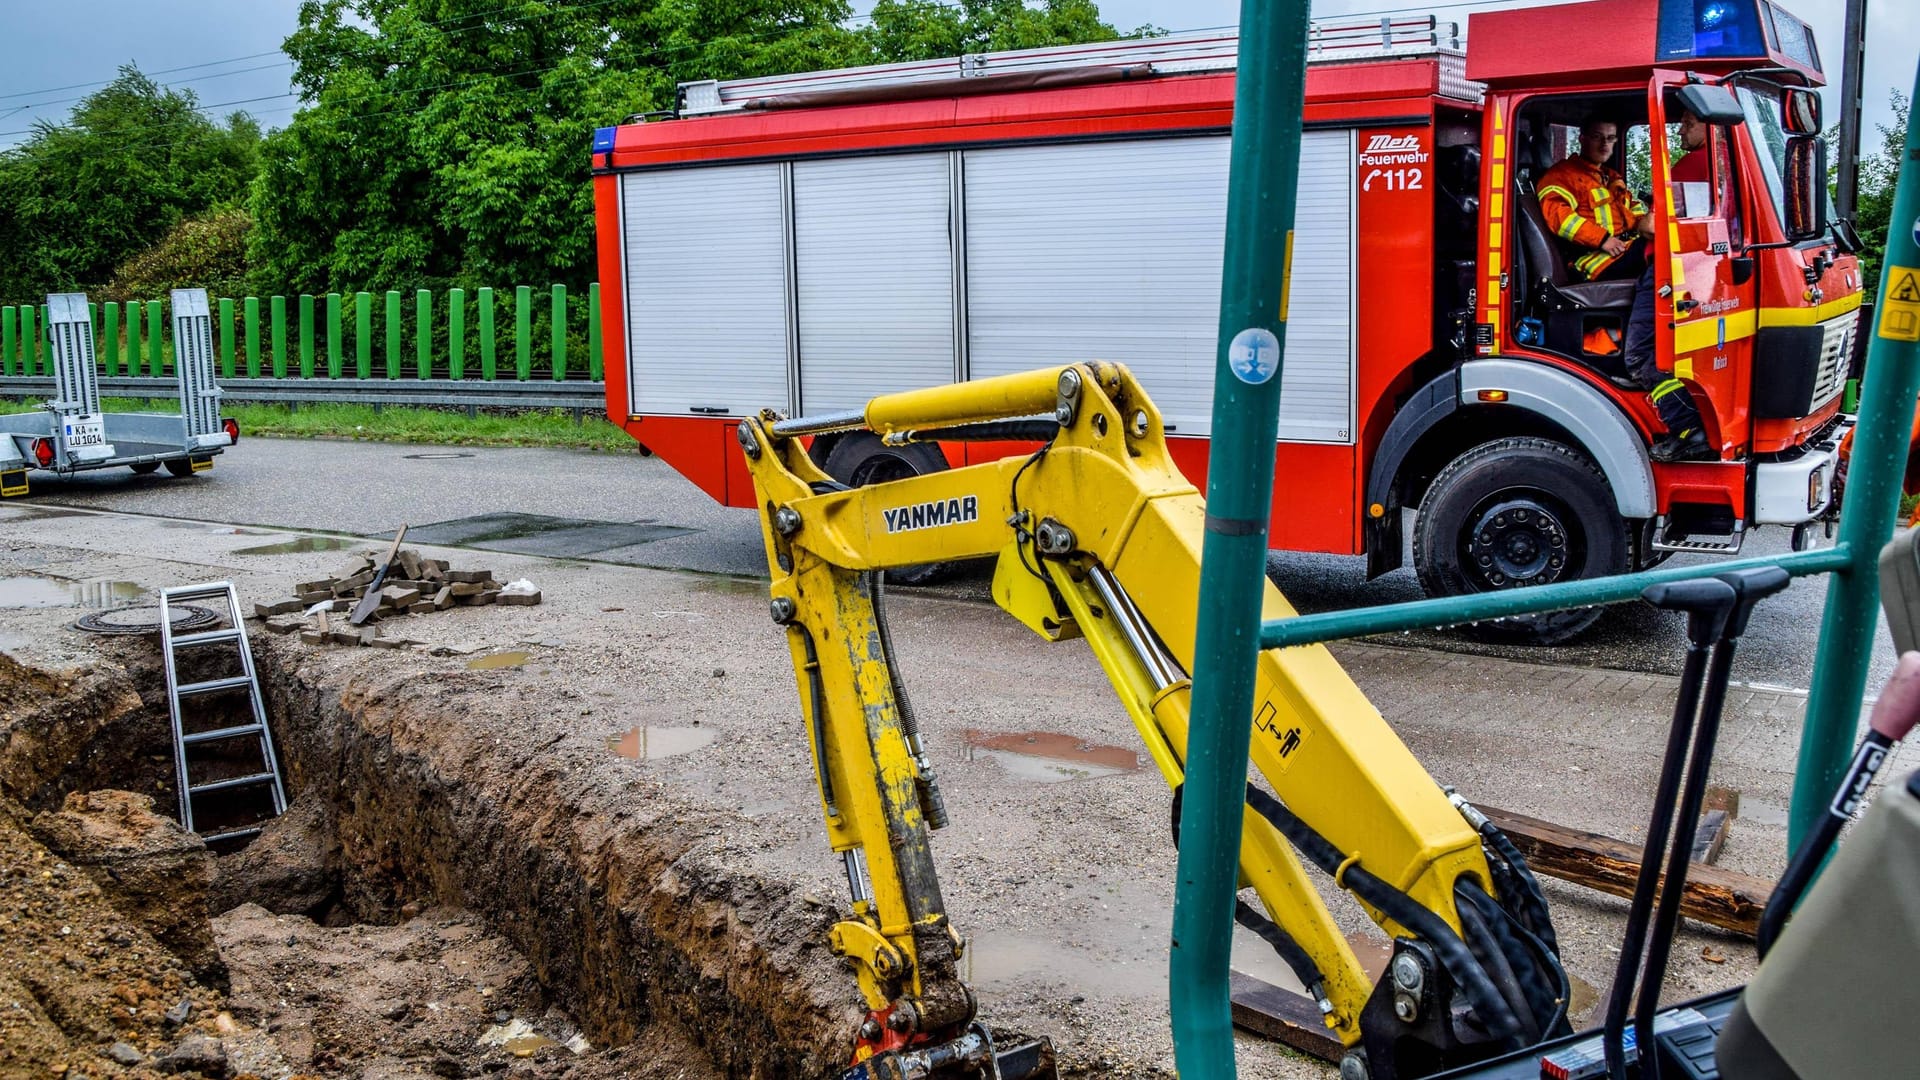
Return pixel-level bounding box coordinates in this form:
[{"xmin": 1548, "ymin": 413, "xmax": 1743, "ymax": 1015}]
[{"xmin": 1649, "ymin": 378, "xmax": 1713, "ymax": 462}]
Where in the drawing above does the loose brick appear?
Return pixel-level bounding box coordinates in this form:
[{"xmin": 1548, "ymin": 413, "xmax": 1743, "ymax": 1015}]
[
  {"xmin": 379, "ymin": 585, "xmax": 422, "ymax": 609},
  {"xmin": 432, "ymin": 586, "xmax": 453, "ymax": 610},
  {"xmin": 408, "ymin": 602, "xmax": 436, "ymax": 615},
  {"xmin": 255, "ymin": 599, "xmax": 304, "ymax": 617},
  {"xmin": 298, "ymin": 631, "xmax": 325, "ymax": 646},
  {"xmin": 450, "ymin": 581, "xmax": 486, "ymax": 597},
  {"xmin": 497, "ymin": 591, "xmax": 541, "ymax": 606},
  {"xmin": 447, "ymin": 569, "xmax": 493, "ymax": 584}
]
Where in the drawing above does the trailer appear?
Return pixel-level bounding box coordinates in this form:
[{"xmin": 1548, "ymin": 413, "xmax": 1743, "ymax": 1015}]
[
  {"xmin": 591, "ymin": 0, "xmax": 1860, "ymax": 642},
  {"xmin": 1, "ymin": 289, "xmax": 238, "ymax": 498}
]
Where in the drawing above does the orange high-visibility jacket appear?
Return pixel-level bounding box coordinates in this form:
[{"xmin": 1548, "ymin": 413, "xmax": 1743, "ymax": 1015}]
[{"xmin": 1537, "ymin": 156, "xmax": 1647, "ymax": 279}]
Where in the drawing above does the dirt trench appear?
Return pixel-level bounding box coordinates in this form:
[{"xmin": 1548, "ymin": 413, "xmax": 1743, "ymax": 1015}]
[{"xmin": 0, "ymin": 626, "xmax": 882, "ymax": 1080}]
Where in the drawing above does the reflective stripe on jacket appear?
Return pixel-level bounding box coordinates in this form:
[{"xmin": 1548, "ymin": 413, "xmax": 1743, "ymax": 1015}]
[{"xmin": 1537, "ymin": 157, "xmax": 1647, "ymax": 279}]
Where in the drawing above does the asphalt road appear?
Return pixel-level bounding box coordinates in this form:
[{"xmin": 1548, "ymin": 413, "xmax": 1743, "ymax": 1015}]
[{"xmin": 15, "ymin": 434, "xmax": 1895, "ymax": 691}]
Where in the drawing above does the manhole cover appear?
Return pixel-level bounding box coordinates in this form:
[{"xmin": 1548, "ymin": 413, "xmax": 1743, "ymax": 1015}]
[
  {"xmin": 403, "ymin": 452, "xmax": 475, "ymax": 460},
  {"xmin": 76, "ymin": 604, "xmax": 220, "ymax": 636}
]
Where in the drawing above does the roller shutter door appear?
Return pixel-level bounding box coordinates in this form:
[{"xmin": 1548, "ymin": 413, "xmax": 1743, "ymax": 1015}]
[
  {"xmin": 962, "ymin": 132, "xmax": 1353, "ymax": 442},
  {"xmin": 793, "ymin": 154, "xmax": 955, "ymax": 414},
  {"xmin": 620, "ymin": 164, "xmax": 790, "ymax": 417}
]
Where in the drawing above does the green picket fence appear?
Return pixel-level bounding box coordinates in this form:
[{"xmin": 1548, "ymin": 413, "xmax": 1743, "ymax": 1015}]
[{"xmin": 0, "ymin": 284, "xmax": 604, "ymax": 383}]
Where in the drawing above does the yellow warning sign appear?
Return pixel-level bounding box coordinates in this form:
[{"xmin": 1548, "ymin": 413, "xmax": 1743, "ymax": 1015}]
[{"xmin": 1882, "ymin": 266, "xmax": 1920, "ymax": 342}]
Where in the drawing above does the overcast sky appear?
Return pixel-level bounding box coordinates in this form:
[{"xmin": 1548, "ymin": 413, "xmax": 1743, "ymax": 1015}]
[{"xmin": 0, "ymin": 0, "xmax": 1910, "ymax": 155}]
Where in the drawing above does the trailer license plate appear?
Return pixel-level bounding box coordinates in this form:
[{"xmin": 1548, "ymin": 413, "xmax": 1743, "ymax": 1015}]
[{"xmin": 62, "ymin": 414, "xmax": 108, "ymax": 453}]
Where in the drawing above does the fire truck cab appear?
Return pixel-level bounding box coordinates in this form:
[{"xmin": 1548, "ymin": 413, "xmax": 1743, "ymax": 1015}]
[{"xmin": 590, "ymin": 0, "xmax": 1860, "ymax": 642}]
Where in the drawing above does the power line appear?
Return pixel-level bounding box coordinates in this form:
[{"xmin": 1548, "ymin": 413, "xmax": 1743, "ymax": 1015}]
[{"xmin": 0, "ymin": 49, "xmax": 289, "ymax": 101}]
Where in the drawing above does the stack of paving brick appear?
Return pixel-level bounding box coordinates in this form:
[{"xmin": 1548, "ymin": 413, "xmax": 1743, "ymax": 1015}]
[{"xmin": 252, "ymin": 548, "xmax": 540, "ymax": 648}]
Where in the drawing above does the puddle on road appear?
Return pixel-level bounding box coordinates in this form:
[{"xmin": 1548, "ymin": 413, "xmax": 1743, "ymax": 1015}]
[
  {"xmin": 0, "ymin": 506, "xmax": 84, "ymax": 522},
  {"xmin": 234, "ymin": 536, "xmax": 363, "ymax": 555},
  {"xmin": 964, "ymin": 730, "xmax": 1139, "ymax": 783},
  {"xmin": 467, "ymin": 651, "xmax": 531, "ymax": 670},
  {"xmin": 964, "ymin": 933, "xmax": 1163, "ymax": 1000},
  {"xmin": 0, "ymin": 577, "xmax": 146, "ymax": 609},
  {"xmin": 606, "ymin": 725, "xmax": 718, "ymax": 760},
  {"xmin": 154, "ymin": 521, "xmax": 268, "ymax": 535}
]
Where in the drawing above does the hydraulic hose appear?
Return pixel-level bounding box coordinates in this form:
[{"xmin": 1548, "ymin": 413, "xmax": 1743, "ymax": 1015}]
[
  {"xmin": 865, "ymin": 571, "xmax": 949, "ymax": 830},
  {"xmin": 1168, "ymin": 784, "xmax": 1327, "ymax": 1001},
  {"xmin": 1240, "ymin": 783, "xmax": 1523, "ymax": 1043},
  {"xmin": 793, "ymin": 623, "xmax": 838, "ymax": 819}
]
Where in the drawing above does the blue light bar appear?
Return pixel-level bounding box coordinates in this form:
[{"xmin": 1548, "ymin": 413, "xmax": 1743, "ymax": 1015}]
[
  {"xmin": 592, "ymin": 127, "xmax": 617, "ymax": 154},
  {"xmin": 1656, "ymin": 0, "xmax": 1769, "ymax": 62}
]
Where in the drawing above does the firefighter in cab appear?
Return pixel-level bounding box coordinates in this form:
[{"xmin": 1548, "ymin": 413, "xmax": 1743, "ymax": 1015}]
[{"xmin": 1538, "ymin": 117, "xmax": 1714, "ymax": 462}]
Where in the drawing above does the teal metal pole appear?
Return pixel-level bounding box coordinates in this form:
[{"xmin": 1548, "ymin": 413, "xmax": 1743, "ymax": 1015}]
[
  {"xmin": 1174, "ymin": 2, "xmax": 1313, "ymax": 1075},
  {"xmin": 1791, "ymin": 56, "xmax": 1920, "ymax": 849},
  {"xmin": 1264, "ymin": 547, "xmax": 1851, "ymax": 649}
]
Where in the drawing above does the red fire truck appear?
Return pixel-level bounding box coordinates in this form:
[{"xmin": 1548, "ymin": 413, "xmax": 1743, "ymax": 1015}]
[{"xmin": 591, "ymin": 0, "xmax": 1861, "ymax": 641}]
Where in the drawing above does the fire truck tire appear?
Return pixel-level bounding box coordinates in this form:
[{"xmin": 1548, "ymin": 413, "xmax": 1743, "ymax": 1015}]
[
  {"xmin": 163, "ymin": 459, "xmax": 196, "ymax": 478},
  {"xmin": 1413, "ymin": 436, "xmax": 1627, "ymax": 645},
  {"xmin": 821, "ymin": 434, "xmax": 955, "ymax": 586},
  {"xmin": 129, "ymin": 462, "xmax": 160, "ymax": 475}
]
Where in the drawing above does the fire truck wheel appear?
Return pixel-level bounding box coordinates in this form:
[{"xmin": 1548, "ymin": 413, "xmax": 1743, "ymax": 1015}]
[
  {"xmin": 1413, "ymin": 436, "xmax": 1626, "ymax": 645},
  {"xmin": 129, "ymin": 462, "xmax": 160, "ymax": 475},
  {"xmin": 822, "ymin": 433, "xmax": 955, "ymax": 586}
]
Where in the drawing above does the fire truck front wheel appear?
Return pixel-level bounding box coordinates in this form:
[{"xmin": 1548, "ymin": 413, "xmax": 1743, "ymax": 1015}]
[
  {"xmin": 822, "ymin": 433, "xmax": 956, "ymax": 586},
  {"xmin": 1413, "ymin": 436, "xmax": 1627, "ymax": 645}
]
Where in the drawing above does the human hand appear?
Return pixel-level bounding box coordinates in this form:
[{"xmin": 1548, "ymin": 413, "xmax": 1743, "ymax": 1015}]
[
  {"xmin": 1601, "ymin": 235, "xmax": 1630, "ymax": 258},
  {"xmin": 1869, "ymin": 651, "xmax": 1920, "ymax": 741}
]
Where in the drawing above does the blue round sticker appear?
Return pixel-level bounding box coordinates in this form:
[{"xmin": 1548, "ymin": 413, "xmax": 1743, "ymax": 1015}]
[
  {"xmin": 1911, "ymin": 214, "xmax": 1920, "ymax": 249},
  {"xmin": 1227, "ymin": 328, "xmax": 1281, "ymax": 385}
]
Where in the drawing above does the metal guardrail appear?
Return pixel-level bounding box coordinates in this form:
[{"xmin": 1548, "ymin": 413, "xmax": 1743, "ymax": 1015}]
[{"xmin": 0, "ymin": 375, "xmax": 607, "ymax": 412}]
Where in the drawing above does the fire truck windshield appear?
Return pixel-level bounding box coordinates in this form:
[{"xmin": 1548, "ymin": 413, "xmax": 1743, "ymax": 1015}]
[{"xmin": 1735, "ymin": 85, "xmax": 1789, "ymax": 231}]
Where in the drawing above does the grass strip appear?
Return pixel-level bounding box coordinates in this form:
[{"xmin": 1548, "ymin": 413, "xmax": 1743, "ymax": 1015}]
[{"xmin": 0, "ymin": 396, "xmax": 641, "ymax": 452}]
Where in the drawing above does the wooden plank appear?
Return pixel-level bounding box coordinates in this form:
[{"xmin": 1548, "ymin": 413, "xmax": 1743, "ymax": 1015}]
[
  {"xmin": 1228, "ymin": 971, "xmax": 1345, "ymax": 1062},
  {"xmin": 1480, "ymin": 804, "xmax": 1772, "ymax": 938}
]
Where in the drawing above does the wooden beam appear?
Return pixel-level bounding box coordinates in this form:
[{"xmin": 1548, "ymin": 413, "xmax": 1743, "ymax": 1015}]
[
  {"xmin": 1228, "ymin": 971, "xmax": 1345, "ymax": 1062},
  {"xmin": 1479, "ymin": 804, "xmax": 1773, "ymax": 938}
]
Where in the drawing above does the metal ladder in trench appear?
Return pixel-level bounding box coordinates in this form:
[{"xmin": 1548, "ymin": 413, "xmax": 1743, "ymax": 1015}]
[{"xmin": 159, "ymin": 582, "xmax": 287, "ymax": 841}]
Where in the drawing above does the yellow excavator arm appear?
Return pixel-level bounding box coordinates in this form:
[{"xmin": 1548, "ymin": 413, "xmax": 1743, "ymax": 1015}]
[{"xmin": 742, "ymin": 363, "xmax": 1569, "ymax": 1080}]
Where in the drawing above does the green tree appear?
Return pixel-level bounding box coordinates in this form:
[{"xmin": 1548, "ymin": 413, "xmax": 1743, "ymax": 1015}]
[
  {"xmin": 1854, "ymin": 91, "xmax": 1909, "ymax": 298},
  {"xmin": 859, "ymin": 0, "xmax": 1124, "ymax": 62},
  {"xmin": 0, "ymin": 69, "xmax": 261, "ymax": 303},
  {"xmin": 249, "ymin": 0, "xmax": 1124, "ymax": 297}
]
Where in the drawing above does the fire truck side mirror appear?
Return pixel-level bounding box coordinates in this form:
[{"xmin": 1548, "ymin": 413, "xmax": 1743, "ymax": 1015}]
[
  {"xmin": 1783, "ymin": 135, "xmax": 1828, "ymax": 242},
  {"xmin": 1782, "ymin": 87, "xmax": 1821, "ymax": 135},
  {"xmin": 1671, "ymin": 83, "xmax": 1745, "ymax": 126}
]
